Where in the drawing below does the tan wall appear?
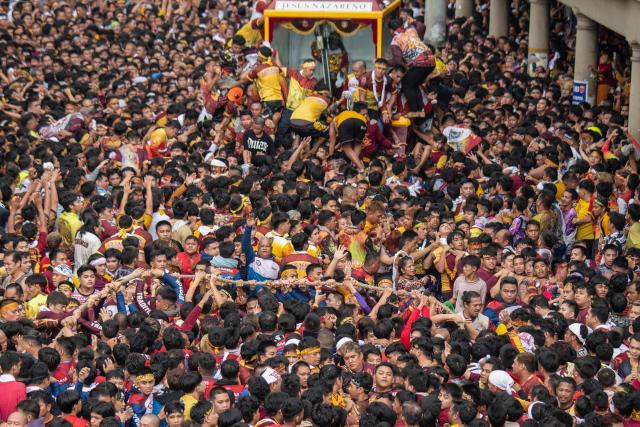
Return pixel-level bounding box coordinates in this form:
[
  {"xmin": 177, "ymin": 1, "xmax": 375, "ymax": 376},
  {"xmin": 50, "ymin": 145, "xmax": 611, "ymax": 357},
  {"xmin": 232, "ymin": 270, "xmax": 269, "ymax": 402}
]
[{"xmin": 559, "ymin": 0, "xmax": 640, "ymax": 44}]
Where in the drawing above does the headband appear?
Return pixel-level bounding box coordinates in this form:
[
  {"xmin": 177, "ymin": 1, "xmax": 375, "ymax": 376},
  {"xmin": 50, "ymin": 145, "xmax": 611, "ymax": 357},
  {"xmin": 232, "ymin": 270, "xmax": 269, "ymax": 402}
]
[
  {"xmin": 241, "ymin": 354, "xmax": 257, "ymax": 365},
  {"xmin": 285, "ymin": 338, "xmax": 300, "ymax": 346},
  {"xmin": 339, "ymin": 316, "xmax": 353, "ymax": 326},
  {"xmin": 230, "ymin": 199, "xmax": 246, "ymax": 215},
  {"xmin": 90, "ymin": 257, "xmax": 107, "ymax": 267},
  {"xmin": 299, "ymin": 347, "xmax": 321, "ymax": 356},
  {"xmin": 135, "ymin": 373, "xmax": 155, "ymax": 384},
  {"xmin": 336, "ymin": 337, "xmax": 353, "ymax": 351},
  {"xmin": 0, "ymin": 302, "xmax": 19, "ymax": 314},
  {"xmin": 116, "ymin": 224, "xmax": 134, "ymax": 239},
  {"xmin": 58, "ymin": 283, "xmax": 73, "ymax": 291},
  {"xmin": 257, "ymin": 213, "xmax": 273, "ymax": 226}
]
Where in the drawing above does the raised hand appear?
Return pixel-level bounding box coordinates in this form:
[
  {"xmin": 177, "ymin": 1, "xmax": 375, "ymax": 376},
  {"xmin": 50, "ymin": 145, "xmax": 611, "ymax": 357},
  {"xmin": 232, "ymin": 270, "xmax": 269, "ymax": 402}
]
[
  {"xmin": 334, "ymin": 245, "xmax": 348, "ymax": 260},
  {"xmin": 78, "ymin": 366, "xmax": 91, "ymax": 383},
  {"xmin": 116, "ymin": 407, "xmax": 134, "ymax": 423},
  {"xmin": 103, "ymin": 358, "xmax": 116, "ymax": 373}
]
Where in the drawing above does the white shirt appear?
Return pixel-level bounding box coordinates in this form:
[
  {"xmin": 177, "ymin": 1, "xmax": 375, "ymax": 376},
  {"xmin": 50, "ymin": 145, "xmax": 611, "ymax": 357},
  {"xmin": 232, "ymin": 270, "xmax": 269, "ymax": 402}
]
[
  {"xmin": 149, "ymin": 210, "xmax": 171, "ymax": 240},
  {"xmin": 74, "ymin": 231, "xmax": 101, "ymax": 274}
]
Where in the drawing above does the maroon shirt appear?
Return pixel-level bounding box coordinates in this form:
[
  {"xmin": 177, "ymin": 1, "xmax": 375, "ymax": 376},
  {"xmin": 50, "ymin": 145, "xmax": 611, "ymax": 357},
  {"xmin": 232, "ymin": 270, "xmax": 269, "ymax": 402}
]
[{"xmin": 477, "ymin": 268, "xmax": 498, "ymax": 300}]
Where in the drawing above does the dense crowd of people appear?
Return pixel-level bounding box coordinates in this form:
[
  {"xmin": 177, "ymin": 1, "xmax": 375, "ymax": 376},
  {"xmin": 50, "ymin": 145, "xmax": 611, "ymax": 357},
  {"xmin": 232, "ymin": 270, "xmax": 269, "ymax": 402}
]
[{"xmin": 0, "ymin": 0, "xmax": 639, "ymax": 426}]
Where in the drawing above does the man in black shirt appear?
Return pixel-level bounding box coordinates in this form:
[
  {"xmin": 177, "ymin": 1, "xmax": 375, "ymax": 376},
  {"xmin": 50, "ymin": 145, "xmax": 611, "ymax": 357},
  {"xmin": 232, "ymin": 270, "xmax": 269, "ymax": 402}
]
[{"xmin": 242, "ymin": 117, "xmax": 275, "ymax": 164}]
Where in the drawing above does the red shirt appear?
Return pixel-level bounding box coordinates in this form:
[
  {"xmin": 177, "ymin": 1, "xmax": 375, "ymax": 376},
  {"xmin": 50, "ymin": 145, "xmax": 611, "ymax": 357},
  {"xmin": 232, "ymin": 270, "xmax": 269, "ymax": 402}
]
[
  {"xmin": 176, "ymin": 252, "xmax": 200, "ymax": 290},
  {"xmin": 64, "ymin": 415, "xmax": 88, "ymax": 427},
  {"xmin": 520, "ymin": 374, "xmax": 544, "ymax": 397},
  {"xmin": 0, "ymin": 378, "xmax": 26, "ymax": 421},
  {"xmin": 222, "ymin": 384, "xmax": 245, "ymax": 400}
]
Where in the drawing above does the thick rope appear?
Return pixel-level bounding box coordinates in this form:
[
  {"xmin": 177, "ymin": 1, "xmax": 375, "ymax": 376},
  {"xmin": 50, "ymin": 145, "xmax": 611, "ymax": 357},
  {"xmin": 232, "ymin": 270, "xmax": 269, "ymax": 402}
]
[{"xmin": 177, "ymin": 274, "xmax": 455, "ymax": 314}]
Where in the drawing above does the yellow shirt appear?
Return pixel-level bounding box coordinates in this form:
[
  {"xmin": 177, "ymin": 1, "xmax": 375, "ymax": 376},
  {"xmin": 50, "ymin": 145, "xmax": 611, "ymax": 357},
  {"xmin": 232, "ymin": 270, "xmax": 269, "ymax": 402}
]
[
  {"xmin": 435, "ymin": 154, "xmax": 448, "ymax": 170},
  {"xmin": 291, "ymin": 95, "xmax": 329, "ymax": 122},
  {"xmin": 596, "ymin": 213, "xmax": 610, "ymax": 239},
  {"xmin": 235, "ymin": 19, "xmax": 263, "ymax": 47},
  {"xmin": 26, "ymin": 293, "xmax": 47, "ymax": 320},
  {"xmin": 266, "ymin": 231, "xmax": 294, "ymax": 263},
  {"xmin": 307, "ymin": 244, "xmax": 321, "ymax": 258},
  {"xmin": 58, "ymin": 211, "xmax": 82, "ymax": 248},
  {"xmin": 180, "ymin": 394, "xmax": 198, "ymax": 420},
  {"xmin": 149, "ymin": 128, "xmax": 167, "ymax": 149},
  {"xmin": 575, "ymin": 198, "xmax": 595, "ymax": 240},
  {"xmin": 334, "ymin": 110, "xmax": 366, "ymax": 128},
  {"xmin": 627, "ymin": 222, "xmax": 640, "ymax": 249},
  {"xmin": 248, "ymin": 63, "xmax": 285, "ymax": 102},
  {"xmin": 432, "ymin": 247, "xmax": 454, "ymax": 294},
  {"xmin": 555, "ymin": 180, "xmax": 565, "ymax": 201}
]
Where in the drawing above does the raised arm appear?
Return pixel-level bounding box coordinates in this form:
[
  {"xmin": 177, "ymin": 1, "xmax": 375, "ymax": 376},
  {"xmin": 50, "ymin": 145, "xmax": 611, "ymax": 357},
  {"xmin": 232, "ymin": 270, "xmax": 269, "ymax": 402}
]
[
  {"xmin": 324, "ymin": 245, "xmax": 347, "ymax": 278},
  {"xmin": 283, "ymin": 136, "xmax": 311, "ymax": 170},
  {"xmin": 144, "ymin": 175, "xmax": 154, "ymax": 217},
  {"xmin": 118, "ymin": 176, "xmax": 132, "ymax": 215},
  {"xmin": 185, "ymin": 270, "xmax": 206, "ymax": 303},
  {"xmin": 242, "ymin": 217, "xmax": 257, "ymax": 265},
  {"xmin": 368, "ymin": 287, "xmax": 393, "ymax": 321}
]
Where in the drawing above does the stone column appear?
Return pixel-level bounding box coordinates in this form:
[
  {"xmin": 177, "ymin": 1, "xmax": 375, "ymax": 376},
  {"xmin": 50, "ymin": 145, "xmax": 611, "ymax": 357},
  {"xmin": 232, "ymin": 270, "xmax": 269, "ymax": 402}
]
[
  {"xmin": 629, "ymin": 43, "xmax": 640, "ymax": 141},
  {"xmin": 489, "ymin": 0, "xmax": 508, "ymax": 38},
  {"xmin": 425, "ymin": 0, "xmax": 448, "ymax": 47},
  {"xmin": 455, "ymin": 0, "xmax": 473, "ymax": 18},
  {"xmin": 574, "ymin": 13, "xmax": 598, "ymax": 105},
  {"xmin": 527, "ymin": 0, "xmax": 549, "ymax": 76}
]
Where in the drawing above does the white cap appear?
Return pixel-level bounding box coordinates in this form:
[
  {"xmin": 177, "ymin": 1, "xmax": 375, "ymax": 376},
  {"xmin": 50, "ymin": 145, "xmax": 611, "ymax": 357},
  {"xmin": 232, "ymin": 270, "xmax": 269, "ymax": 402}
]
[
  {"xmin": 261, "ymin": 367, "xmax": 281, "ymax": 385},
  {"xmin": 568, "ymin": 323, "xmax": 592, "ymax": 345}
]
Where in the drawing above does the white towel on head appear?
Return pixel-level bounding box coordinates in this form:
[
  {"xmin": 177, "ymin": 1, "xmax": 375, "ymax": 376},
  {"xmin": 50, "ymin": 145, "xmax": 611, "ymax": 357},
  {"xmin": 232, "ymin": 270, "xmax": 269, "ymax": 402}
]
[{"xmin": 488, "ymin": 370, "xmax": 514, "ymax": 395}]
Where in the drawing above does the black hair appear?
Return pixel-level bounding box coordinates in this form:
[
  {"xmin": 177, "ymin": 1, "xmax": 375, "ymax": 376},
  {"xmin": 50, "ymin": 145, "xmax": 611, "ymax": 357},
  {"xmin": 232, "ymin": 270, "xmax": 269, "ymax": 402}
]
[
  {"xmin": 180, "ymin": 370, "xmax": 202, "ymax": 393},
  {"xmin": 264, "ymin": 392, "xmax": 288, "ymax": 417},
  {"xmin": 56, "ymin": 390, "xmax": 81, "ymax": 414}
]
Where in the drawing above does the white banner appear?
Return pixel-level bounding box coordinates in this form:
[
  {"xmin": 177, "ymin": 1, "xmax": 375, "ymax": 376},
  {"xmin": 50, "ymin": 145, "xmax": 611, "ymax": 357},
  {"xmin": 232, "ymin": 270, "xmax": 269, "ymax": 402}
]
[{"xmin": 275, "ymin": 1, "xmax": 373, "ymax": 12}]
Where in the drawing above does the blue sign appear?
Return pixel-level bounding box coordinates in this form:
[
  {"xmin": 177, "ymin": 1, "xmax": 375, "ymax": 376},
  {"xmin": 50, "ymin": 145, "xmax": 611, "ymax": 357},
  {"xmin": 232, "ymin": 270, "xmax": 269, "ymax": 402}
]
[{"xmin": 572, "ymin": 80, "xmax": 588, "ymax": 105}]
